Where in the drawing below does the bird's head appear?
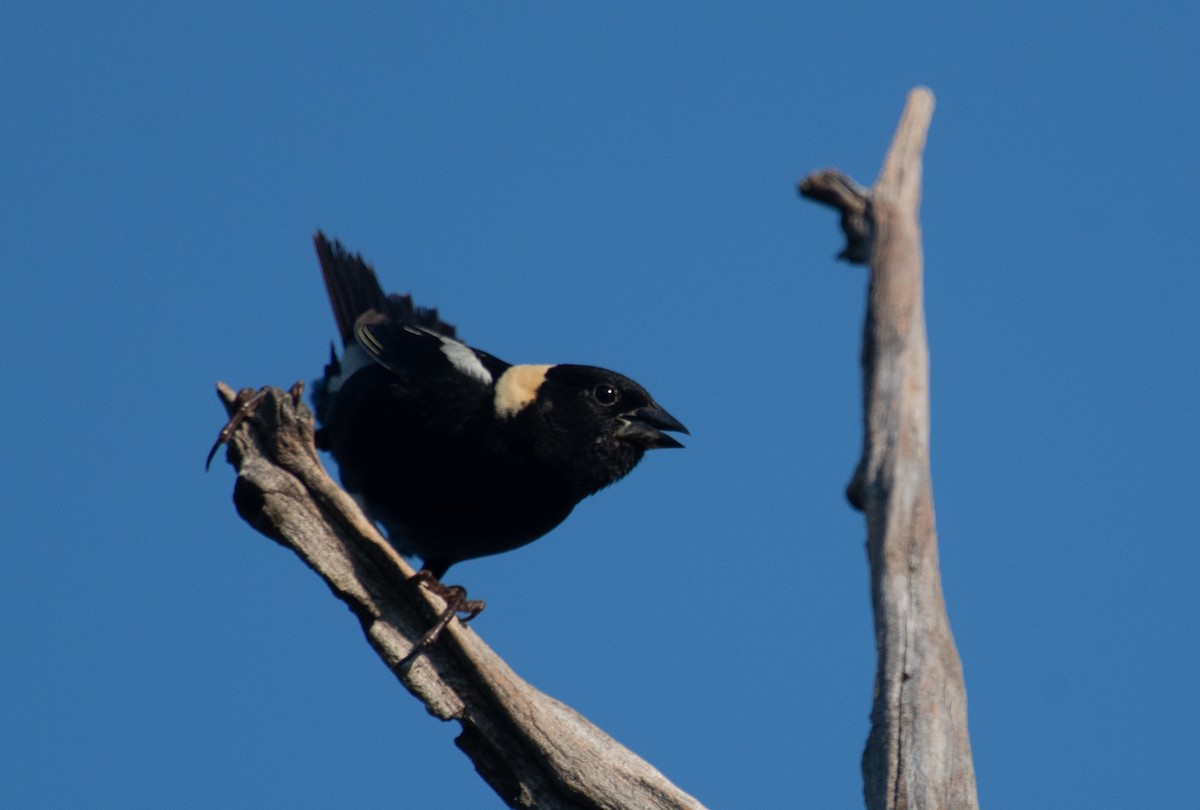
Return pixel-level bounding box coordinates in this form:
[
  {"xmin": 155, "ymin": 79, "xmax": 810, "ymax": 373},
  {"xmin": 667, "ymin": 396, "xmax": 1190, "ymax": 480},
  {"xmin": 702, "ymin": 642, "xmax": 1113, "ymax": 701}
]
[{"xmin": 494, "ymin": 363, "xmax": 688, "ymax": 494}]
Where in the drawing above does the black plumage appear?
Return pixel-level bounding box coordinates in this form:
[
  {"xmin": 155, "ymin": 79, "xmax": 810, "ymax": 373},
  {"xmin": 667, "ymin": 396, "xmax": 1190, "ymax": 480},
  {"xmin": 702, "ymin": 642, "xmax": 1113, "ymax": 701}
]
[{"xmin": 311, "ymin": 233, "xmax": 687, "ymax": 580}]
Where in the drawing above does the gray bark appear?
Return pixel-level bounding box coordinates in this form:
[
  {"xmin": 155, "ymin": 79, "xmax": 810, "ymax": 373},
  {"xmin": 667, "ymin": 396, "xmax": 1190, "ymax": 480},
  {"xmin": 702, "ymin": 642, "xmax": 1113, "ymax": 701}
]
[
  {"xmin": 800, "ymin": 87, "xmax": 979, "ymax": 809},
  {"xmin": 210, "ymin": 381, "xmax": 706, "ymax": 810}
]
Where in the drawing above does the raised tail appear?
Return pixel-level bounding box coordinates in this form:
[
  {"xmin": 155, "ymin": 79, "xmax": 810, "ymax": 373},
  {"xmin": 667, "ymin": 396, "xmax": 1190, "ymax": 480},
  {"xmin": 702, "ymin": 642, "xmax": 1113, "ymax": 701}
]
[
  {"xmin": 313, "ymin": 231, "xmax": 457, "ymax": 345},
  {"xmin": 311, "ymin": 232, "xmax": 459, "ymax": 429},
  {"xmin": 314, "ymin": 231, "xmax": 390, "ymax": 346}
]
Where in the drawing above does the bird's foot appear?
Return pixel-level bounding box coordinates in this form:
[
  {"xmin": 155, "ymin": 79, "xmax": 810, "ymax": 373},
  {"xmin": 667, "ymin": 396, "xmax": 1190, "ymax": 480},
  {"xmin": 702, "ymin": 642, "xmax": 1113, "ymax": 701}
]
[{"xmin": 400, "ymin": 571, "xmax": 486, "ymax": 664}]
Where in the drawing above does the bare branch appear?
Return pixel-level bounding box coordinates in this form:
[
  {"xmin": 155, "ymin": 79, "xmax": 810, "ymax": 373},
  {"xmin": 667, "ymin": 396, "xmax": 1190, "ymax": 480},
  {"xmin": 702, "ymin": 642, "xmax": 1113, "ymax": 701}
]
[
  {"xmin": 798, "ymin": 169, "xmax": 871, "ymax": 264},
  {"xmin": 800, "ymin": 87, "xmax": 979, "ymax": 809},
  {"xmin": 210, "ymin": 381, "xmax": 706, "ymax": 810}
]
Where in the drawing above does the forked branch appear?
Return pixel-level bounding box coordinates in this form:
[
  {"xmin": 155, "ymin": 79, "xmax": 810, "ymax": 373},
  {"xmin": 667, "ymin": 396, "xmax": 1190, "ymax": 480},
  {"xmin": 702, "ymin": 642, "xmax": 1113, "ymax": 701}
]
[{"xmin": 800, "ymin": 88, "xmax": 979, "ymax": 809}]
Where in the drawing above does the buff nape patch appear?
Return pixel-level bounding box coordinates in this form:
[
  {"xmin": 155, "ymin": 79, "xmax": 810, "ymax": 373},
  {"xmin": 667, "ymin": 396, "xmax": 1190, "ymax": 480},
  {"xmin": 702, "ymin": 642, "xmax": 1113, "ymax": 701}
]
[{"xmin": 494, "ymin": 364, "xmax": 553, "ymax": 418}]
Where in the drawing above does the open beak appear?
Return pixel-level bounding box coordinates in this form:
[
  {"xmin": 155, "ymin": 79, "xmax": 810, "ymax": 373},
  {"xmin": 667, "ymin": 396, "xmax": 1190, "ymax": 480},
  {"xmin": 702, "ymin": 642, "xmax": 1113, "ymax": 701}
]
[{"xmin": 617, "ymin": 405, "xmax": 689, "ymax": 449}]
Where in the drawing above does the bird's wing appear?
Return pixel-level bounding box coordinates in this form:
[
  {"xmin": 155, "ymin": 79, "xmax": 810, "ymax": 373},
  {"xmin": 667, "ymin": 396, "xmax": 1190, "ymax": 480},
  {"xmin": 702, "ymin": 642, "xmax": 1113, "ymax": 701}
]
[{"xmin": 354, "ymin": 314, "xmax": 509, "ymax": 388}]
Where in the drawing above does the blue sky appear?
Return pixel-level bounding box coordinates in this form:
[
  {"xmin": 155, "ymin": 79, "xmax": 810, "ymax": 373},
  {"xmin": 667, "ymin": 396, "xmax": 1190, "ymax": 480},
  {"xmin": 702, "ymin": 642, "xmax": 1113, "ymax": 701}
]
[{"xmin": 2, "ymin": 3, "xmax": 1197, "ymax": 808}]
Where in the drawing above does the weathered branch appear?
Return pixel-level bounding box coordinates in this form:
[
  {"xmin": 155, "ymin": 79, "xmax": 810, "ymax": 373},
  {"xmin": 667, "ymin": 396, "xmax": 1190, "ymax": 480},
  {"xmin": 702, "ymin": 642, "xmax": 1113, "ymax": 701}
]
[
  {"xmin": 801, "ymin": 88, "xmax": 979, "ymax": 809},
  {"xmin": 210, "ymin": 382, "xmax": 705, "ymax": 810}
]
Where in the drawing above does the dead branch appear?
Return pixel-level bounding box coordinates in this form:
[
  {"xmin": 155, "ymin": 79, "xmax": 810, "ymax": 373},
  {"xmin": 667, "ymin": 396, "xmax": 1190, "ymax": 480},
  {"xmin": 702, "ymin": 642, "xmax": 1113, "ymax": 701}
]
[
  {"xmin": 800, "ymin": 88, "xmax": 979, "ymax": 809},
  {"xmin": 210, "ymin": 381, "xmax": 705, "ymax": 810}
]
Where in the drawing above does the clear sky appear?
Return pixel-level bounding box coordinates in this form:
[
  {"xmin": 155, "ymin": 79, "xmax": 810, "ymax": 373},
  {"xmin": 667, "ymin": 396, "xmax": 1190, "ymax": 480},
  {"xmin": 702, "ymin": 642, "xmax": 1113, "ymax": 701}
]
[{"xmin": 2, "ymin": 3, "xmax": 1196, "ymax": 808}]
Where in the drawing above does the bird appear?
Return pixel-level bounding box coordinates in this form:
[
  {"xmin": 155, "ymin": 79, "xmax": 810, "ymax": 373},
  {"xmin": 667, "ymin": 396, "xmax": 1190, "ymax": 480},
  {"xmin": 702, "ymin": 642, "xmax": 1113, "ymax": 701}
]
[{"xmin": 310, "ymin": 232, "xmax": 688, "ymax": 585}]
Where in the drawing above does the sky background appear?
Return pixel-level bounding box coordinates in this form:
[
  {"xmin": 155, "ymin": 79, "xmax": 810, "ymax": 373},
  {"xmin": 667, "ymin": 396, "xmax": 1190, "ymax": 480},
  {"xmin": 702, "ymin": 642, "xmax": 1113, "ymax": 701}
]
[{"xmin": 3, "ymin": 3, "xmax": 1197, "ymax": 808}]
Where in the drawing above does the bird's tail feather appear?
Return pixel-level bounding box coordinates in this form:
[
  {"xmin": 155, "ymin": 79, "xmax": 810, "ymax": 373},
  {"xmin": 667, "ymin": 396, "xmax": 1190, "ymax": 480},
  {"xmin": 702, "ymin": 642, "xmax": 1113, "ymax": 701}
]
[{"xmin": 313, "ymin": 231, "xmax": 457, "ymax": 345}]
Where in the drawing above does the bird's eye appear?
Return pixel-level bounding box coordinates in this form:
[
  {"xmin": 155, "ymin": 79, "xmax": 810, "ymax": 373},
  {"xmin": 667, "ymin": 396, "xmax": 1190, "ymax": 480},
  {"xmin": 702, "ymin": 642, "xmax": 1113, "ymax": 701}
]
[{"xmin": 592, "ymin": 384, "xmax": 619, "ymax": 406}]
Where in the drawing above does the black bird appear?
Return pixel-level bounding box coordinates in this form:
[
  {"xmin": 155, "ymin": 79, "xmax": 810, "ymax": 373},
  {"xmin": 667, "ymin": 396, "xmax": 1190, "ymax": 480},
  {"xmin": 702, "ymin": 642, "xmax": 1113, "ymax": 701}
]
[{"xmin": 310, "ymin": 233, "xmax": 688, "ymax": 582}]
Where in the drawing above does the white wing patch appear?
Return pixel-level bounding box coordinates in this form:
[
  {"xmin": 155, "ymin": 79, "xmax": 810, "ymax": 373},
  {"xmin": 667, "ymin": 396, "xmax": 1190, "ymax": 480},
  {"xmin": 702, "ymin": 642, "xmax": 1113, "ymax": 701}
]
[
  {"xmin": 494, "ymin": 365, "xmax": 553, "ymax": 418},
  {"xmin": 437, "ymin": 334, "xmax": 494, "ymax": 385}
]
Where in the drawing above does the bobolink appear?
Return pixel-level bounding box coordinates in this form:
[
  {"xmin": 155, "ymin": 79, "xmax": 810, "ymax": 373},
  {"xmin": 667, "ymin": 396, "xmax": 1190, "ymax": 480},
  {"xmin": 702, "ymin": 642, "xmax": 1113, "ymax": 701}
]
[{"xmin": 311, "ymin": 233, "xmax": 687, "ymax": 581}]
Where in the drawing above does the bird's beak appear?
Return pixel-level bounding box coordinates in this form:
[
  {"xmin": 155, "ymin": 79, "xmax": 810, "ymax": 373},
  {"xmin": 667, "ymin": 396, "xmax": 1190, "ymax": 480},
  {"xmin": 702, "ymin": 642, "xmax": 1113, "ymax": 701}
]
[{"xmin": 617, "ymin": 406, "xmax": 689, "ymax": 449}]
